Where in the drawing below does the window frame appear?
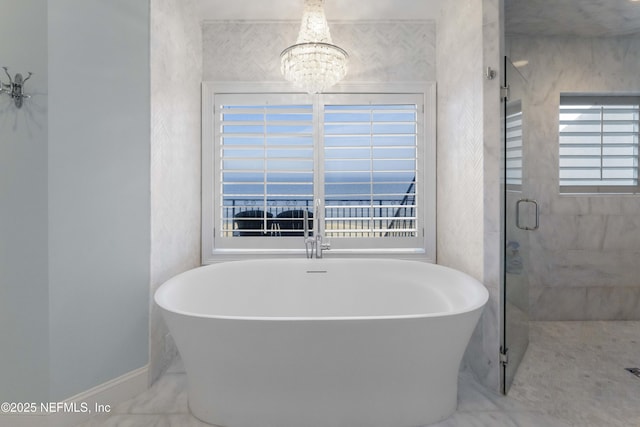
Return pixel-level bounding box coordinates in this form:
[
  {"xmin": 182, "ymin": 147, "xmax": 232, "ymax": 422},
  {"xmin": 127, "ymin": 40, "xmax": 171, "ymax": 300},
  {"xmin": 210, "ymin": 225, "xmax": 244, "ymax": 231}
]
[
  {"xmin": 559, "ymin": 94, "xmax": 640, "ymax": 195},
  {"xmin": 202, "ymin": 82, "xmax": 436, "ymax": 264}
]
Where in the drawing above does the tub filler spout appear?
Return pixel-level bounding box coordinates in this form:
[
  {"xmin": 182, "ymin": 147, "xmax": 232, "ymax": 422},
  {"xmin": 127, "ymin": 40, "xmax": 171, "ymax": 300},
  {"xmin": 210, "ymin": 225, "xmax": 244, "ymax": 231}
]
[
  {"xmin": 303, "ymin": 208, "xmax": 315, "ymax": 258},
  {"xmin": 303, "ymin": 200, "xmax": 330, "ymax": 258}
]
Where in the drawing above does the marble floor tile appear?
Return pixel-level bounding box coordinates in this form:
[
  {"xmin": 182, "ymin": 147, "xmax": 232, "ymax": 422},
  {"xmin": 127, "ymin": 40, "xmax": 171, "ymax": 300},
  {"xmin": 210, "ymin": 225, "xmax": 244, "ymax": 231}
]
[
  {"xmin": 456, "ymin": 371, "xmax": 530, "ymax": 413},
  {"xmin": 77, "ymin": 321, "xmax": 638, "ymax": 427},
  {"xmin": 430, "ymin": 411, "xmax": 571, "ymax": 427},
  {"xmin": 509, "ymin": 321, "xmax": 640, "ymax": 427},
  {"xmin": 79, "ymin": 414, "xmax": 212, "ymax": 427},
  {"xmin": 76, "ymin": 368, "xmax": 568, "ymax": 427},
  {"xmin": 112, "ymin": 373, "xmax": 188, "ymax": 415},
  {"xmin": 164, "ymin": 355, "xmax": 185, "ymax": 374}
]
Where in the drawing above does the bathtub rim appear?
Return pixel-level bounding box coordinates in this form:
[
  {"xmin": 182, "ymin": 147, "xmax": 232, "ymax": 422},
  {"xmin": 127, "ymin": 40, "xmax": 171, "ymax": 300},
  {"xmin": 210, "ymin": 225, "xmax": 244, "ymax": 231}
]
[{"xmin": 154, "ymin": 258, "xmax": 489, "ymax": 322}]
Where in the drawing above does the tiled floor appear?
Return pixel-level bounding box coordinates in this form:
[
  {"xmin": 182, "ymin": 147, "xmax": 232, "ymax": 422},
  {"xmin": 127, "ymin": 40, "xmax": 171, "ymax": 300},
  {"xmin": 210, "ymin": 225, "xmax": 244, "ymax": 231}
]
[
  {"xmin": 508, "ymin": 321, "xmax": 640, "ymax": 427},
  {"xmin": 77, "ymin": 321, "xmax": 639, "ymax": 427}
]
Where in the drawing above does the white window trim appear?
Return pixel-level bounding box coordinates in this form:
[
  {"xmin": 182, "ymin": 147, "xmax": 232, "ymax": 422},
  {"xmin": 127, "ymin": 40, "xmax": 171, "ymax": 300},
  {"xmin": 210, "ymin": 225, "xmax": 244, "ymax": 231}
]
[{"xmin": 202, "ymin": 81, "xmax": 436, "ymax": 264}]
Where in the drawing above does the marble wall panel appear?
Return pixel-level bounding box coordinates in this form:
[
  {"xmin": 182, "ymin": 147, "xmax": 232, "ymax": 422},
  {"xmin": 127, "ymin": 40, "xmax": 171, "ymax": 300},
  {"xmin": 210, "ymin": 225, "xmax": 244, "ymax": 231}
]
[
  {"xmin": 436, "ymin": 0, "xmax": 484, "ymax": 281},
  {"xmin": 437, "ymin": 0, "xmax": 502, "ymax": 393},
  {"xmin": 481, "ymin": 0, "xmax": 503, "ymax": 393},
  {"xmin": 150, "ymin": 0, "xmax": 203, "ymax": 384},
  {"xmin": 203, "ymin": 21, "xmax": 435, "ymax": 82},
  {"xmin": 602, "ymin": 216, "xmax": 640, "ymax": 251},
  {"xmin": 506, "ymin": 0, "xmax": 640, "ymax": 37},
  {"xmin": 509, "ymin": 35, "xmax": 640, "ymax": 320},
  {"xmin": 532, "ymin": 286, "xmax": 640, "ymax": 320}
]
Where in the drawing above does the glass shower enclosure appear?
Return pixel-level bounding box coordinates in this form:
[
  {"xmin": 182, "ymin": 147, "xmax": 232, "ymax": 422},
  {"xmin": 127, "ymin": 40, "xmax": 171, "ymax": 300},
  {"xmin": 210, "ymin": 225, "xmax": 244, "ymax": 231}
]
[{"xmin": 502, "ymin": 56, "xmax": 536, "ymax": 393}]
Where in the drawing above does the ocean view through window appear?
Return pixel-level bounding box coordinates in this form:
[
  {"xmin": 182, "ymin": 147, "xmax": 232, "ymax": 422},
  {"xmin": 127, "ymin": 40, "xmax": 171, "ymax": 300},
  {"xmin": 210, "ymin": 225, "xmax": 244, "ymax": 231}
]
[
  {"xmin": 202, "ymin": 84, "xmax": 436, "ymax": 262},
  {"xmin": 323, "ymin": 101, "xmax": 418, "ymax": 238}
]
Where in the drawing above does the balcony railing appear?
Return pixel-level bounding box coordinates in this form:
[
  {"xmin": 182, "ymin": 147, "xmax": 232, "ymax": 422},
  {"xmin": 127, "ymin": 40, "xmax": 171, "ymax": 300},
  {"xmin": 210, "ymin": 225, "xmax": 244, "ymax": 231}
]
[{"xmin": 222, "ymin": 198, "xmax": 416, "ymax": 238}]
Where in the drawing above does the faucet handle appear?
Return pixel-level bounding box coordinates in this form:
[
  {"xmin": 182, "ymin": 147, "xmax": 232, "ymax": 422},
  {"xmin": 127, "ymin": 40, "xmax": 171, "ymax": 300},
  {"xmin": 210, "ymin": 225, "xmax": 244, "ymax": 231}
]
[
  {"xmin": 315, "ymin": 235, "xmax": 330, "ymax": 259},
  {"xmin": 316, "ymin": 234, "xmax": 329, "ymax": 246}
]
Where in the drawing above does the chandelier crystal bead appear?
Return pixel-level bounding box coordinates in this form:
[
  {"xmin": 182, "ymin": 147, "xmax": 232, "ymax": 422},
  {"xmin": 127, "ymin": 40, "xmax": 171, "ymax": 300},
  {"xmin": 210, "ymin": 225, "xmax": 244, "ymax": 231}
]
[{"xmin": 280, "ymin": 0, "xmax": 348, "ymax": 94}]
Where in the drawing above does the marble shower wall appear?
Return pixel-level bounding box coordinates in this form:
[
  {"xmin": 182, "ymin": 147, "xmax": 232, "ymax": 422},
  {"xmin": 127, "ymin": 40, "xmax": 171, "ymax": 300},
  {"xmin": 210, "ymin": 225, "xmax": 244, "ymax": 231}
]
[
  {"xmin": 150, "ymin": 0, "xmax": 203, "ymax": 384},
  {"xmin": 508, "ymin": 35, "xmax": 640, "ymax": 320},
  {"xmin": 203, "ymin": 21, "xmax": 435, "ymax": 82}
]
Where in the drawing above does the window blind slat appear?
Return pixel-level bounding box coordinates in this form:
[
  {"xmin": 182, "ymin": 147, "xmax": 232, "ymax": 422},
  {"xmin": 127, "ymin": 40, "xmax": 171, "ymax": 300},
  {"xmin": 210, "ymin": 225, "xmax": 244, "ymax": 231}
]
[
  {"xmin": 203, "ymin": 86, "xmax": 433, "ymax": 260},
  {"xmin": 559, "ymin": 96, "xmax": 639, "ymax": 191},
  {"xmin": 219, "ymin": 103, "xmax": 314, "ymax": 237},
  {"xmin": 506, "ymin": 102, "xmax": 523, "ymax": 187},
  {"xmin": 324, "ymin": 103, "xmax": 418, "ymax": 238}
]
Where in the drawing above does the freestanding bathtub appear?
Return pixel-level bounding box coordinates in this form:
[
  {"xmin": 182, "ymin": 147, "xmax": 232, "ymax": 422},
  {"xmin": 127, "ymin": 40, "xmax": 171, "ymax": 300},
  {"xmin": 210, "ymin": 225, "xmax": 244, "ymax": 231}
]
[{"xmin": 155, "ymin": 258, "xmax": 488, "ymax": 427}]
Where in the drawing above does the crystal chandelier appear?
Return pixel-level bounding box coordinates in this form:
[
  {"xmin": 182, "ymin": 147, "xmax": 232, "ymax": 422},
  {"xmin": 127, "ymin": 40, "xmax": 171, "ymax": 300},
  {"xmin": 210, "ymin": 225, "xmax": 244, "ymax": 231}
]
[{"xmin": 280, "ymin": 0, "xmax": 348, "ymax": 94}]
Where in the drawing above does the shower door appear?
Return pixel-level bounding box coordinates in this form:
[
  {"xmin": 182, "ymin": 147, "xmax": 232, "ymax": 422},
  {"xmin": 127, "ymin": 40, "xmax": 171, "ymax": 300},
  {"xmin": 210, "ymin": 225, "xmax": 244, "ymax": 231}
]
[{"xmin": 502, "ymin": 56, "xmax": 535, "ymax": 393}]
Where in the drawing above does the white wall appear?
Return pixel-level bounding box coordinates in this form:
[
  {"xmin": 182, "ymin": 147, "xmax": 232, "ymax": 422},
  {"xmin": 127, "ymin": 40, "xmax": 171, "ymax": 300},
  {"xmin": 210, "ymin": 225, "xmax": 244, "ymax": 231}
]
[
  {"xmin": 47, "ymin": 0, "xmax": 151, "ymax": 401},
  {"xmin": 508, "ymin": 35, "xmax": 640, "ymax": 320},
  {"xmin": 0, "ymin": 0, "xmax": 49, "ymax": 404},
  {"xmin": 1, "ymin": 0, "xmax": 151, "ymax": 405},
  {"xmin": 149, "ymin": 0, "xmax": 203, "ymax": 383}
]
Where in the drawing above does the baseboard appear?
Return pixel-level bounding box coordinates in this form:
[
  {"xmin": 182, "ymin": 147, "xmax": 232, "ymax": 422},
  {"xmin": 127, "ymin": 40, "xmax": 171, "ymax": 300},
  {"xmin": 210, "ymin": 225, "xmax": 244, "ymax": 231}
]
[{"xmin": 0, "ymin": 365, "xmax": 148, "ymax": 427}]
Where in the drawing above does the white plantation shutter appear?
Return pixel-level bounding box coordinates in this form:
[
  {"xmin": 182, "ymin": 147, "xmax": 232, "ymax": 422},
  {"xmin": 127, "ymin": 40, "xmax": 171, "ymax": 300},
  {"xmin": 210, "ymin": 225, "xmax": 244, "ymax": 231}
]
[
  {"xmin": 322, "ymin": 98, "xmax": 419, "ymax": 239},
  {"xmin": 506, "ymin": 100, "xmax": 523, "ymax": 189},
  {"xmin": 559, "ymin": 95, "xmax": 639, "ymax": 193},
  {"xmin": 201, "ymin": 84, "xmax": 435, "ymax": 260},
  {"xmin": 214, "ymin": 93, "xmax": 315, "ymax": 249}
]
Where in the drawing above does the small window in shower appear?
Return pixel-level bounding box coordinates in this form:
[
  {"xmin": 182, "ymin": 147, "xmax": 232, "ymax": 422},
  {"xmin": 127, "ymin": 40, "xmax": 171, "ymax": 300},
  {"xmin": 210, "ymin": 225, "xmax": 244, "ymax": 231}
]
[
  {"xmin": 506, "ymin": 100, "xmax": 523, "ymax": 190},
  {"xmin": 559, "ymin": 95, "xmax": 639, "ymax": 194}
]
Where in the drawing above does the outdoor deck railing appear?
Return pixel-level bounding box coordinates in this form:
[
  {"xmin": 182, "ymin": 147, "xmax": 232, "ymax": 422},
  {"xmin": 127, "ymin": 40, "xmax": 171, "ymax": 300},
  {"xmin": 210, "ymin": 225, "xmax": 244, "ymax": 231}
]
[{"xmin": 223, "ymin": 198, "xmax": 416, "ymax": 237}]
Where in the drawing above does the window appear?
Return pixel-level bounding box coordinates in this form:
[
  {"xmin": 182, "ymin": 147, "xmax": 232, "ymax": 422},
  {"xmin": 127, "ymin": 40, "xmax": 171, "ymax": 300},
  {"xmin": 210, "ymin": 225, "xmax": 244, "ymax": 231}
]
[
  {"xmin": 506, "ymin": 100, "xmax": 523, "ymax": 189},
  {"xmin": 202, "ymin": 83, "xmax": 435, "ymax": 262},
  {"xmin": 322, "ymin": 94, "xmax": 421, "ymax": 249},
  {"xmin": 559, "ymin": 95, "xmax": 639, "ymax": 193},
  {"xmin": 217, "ymin": 95, "xmax": 314, "ymax": 241}
]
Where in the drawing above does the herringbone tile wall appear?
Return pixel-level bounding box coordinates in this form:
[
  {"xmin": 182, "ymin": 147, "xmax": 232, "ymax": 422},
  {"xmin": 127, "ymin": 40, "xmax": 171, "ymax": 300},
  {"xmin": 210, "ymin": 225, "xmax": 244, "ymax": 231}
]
[{"xmin": 203, "ymin": 21, "xmax": 435, "ymax": 82}]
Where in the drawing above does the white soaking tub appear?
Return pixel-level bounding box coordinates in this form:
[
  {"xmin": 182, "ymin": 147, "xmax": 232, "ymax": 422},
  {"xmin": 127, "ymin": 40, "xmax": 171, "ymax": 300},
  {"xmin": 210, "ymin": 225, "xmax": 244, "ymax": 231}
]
[{"xmin": 155, "ymin": 258, "xmax": 488, "ymax": 427}]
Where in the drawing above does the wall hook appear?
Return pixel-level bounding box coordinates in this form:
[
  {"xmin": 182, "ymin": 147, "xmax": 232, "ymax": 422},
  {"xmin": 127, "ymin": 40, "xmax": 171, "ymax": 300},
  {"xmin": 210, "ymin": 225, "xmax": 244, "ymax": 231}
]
[
  {"xmin": 1, "ymin": 67, "xmax": 32, "ymax": 108},
  {"xmin": 485, "ymin": 66, "xmax": 497, "ymax": 80}
]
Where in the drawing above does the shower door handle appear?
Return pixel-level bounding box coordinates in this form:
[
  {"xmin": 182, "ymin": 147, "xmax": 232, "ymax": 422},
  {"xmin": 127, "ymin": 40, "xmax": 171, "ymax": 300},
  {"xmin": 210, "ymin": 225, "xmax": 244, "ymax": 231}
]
[{"xmin": 515, "ymin": 199, "xmax": 539, "ymax": 231}]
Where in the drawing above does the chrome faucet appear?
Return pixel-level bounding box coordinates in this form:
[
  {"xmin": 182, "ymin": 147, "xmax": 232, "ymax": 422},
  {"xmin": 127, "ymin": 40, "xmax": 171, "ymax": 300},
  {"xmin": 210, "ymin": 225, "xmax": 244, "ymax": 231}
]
[
  {"xmin": 303, "ymin": 209, "xmax": 315, "ymax": 258},
  {"xmin": 303, "ymin": 201, "xmax": 330, "ymax": 258}
]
